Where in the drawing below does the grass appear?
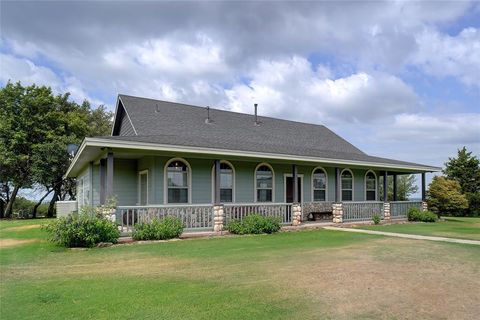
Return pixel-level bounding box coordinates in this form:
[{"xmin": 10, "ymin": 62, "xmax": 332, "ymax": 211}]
[
  {"xmin": 356, "ymin": 217, "xmax": 480, "ymax": 241},
  {"xmin": 1, "ymin": 218, "xmax": 480, "ymax": 319}
]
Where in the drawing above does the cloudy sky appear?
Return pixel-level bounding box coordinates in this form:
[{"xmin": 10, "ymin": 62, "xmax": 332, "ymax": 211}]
[{"xmin": 1, "ymin": 0, "xmax": 479, "ymax": 171}]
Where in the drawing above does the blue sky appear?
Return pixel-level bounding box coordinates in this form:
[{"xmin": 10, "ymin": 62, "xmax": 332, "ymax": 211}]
[{"xmin": 1, "ymin": 1, "xmax": 479, "ymax": 199}]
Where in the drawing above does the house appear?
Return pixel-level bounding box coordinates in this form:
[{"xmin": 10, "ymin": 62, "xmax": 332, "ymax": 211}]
[{"xmin": 64, "ymin": 94, "xmax": 440, "ymax": 230}]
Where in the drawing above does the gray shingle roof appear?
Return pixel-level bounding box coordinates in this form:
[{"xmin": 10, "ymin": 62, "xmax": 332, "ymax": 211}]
[{"xmin": 103, "ymin": 94, "xmax": 436, "ymax": 170}]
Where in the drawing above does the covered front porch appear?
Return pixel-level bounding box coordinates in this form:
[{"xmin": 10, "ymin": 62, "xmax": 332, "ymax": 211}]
[{"xmin": 79, "ymin": 150, "xmax": 430, "ymax": 232}]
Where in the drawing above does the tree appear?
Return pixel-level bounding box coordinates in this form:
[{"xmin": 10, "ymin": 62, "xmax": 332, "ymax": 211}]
[
  {"xmin": 0, "ymin": 82, "xmax": 112, "ymax": 218},
  {"xmin": 427, "ymin": 176, "xmax": 468, "ymax": 216},
  {"xmin": 379, "ymin": 174, "xmax": 419, "ymax": 201},
  {"xmin": 0, "ymin": 83, "xmax": 55, "ymax": 217},
  {"xmin": 443, "ymin": 147, "xmax": 480, "ymax": 194}
]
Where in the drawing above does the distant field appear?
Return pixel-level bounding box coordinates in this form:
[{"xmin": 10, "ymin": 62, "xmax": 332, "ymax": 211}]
[
  {"xmin": 357, "ymin": 217, "xmax": 480, "ymax": 241},
  {"xmin": 1, "ymin": 219, "xmax": 479, "ymax": 319}
]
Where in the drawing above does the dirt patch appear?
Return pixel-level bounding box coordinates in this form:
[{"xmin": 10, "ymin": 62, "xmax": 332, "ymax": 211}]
[
  {"xmin": 0, "ymin": 238, "xmax": 40, "ymax": 248},
  {"xmin": 264, "ymin": 238, "xmax": 480, "ymax": 320},
  {"xmin": 5, "ymin": 224, "xmax": 42, "ymax": 232}
]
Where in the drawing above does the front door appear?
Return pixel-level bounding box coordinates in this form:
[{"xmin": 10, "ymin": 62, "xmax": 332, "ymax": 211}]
[{"xmin": 286, "ymin": 177, "xmax": 302, "ymax": 203}]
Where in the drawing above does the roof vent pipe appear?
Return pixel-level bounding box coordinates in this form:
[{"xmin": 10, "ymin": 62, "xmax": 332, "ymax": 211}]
[
  {"xmin": 254, "ymin": 103, "xmax": 258, "ymax": 125},
  {"xmin": 205, "ymin": 106, "xmax": 211, "ymax": 124}
]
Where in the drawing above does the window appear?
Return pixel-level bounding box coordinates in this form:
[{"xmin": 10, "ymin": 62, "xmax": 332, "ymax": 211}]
[
  {"xmin": 219, "ymin": 162, "xmax": 234, "ymax": 202},
  {"xmin": 256, "ymin": 164, "xmax": 273, "ymax": 202},
  {"xmin": 365, "ymin": 171, "xmax": 377, "ymax": 201},
  {"xmin": 138, "ymin": 170, "xmax": 148, "ymax": 205},
  {"xmin": 166, "ymin": 159, "xmax": 190, "ymax": 203},
  {"xmin": 341, "ymin": 169, "xmax": 353, "ymax": 201},
  {"xmin": 77, "ymin": 175, "xmax": 90, "ymax": 206},
  {"xmin": 312, "ymin": 168, "xmax": 327, "ymax": 201}
]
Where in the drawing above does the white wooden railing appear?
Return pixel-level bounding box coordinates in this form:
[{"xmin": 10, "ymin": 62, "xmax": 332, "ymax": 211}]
[
  {"xmin": 116, "ymin": 204, "xmax": 214, "ymax": 232},
  {"xmin": 342, "ymin": 201, "xmax": 384, "ymax": 222},
  {"xmin": 390, "ymin": 201, "xmax": 422, "ymax": 219},
  {"xmin": 224, "ymin": 202, "xmax": 293, "ymax": 225}
]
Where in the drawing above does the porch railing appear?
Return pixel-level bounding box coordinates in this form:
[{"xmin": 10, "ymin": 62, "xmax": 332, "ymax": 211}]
[
  {"xmin": 342, "ymin": 201, "xmax": 384, "ymax": 222},
  {"xmin": 224, "ymin": 202, "xmax": 293, "ymax": 225},
  {"xmin": 116, "ymin": 204, "xmax": 214, "ymax": 232},
  {"xmin": 390, "ymin": 201, "xmax": 422, "ymax": 219}
]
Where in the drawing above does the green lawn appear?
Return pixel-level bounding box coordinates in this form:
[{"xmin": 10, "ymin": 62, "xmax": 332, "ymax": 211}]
[
  {"xmin": 1, "ymin": 219, "xmax": 479, "ymax": 319},
  {"xmin": 356, "ymin": 217, "xmax": 480, "ymax": 241}
]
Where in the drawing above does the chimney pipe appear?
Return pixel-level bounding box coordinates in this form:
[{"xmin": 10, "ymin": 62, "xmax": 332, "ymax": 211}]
[
  {"xmin": 205, "ymin": 106, "xmax": 211, "ymax": 123},
  {"xmin": 254, "ymin": 103, "xmax": 258, "ymax": 125}
]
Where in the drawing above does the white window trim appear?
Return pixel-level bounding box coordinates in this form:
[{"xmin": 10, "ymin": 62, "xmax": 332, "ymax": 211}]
[
  {"xmin": 164, "ymin": 157, "xmax": 192, "ymax": 204},
  {"xmin": 364, "ymin": 170, "xmax": 377, "ymax": 201},
  {"xmin": 254, "ymin": 162, "xmax": 275, "ymax": 203},
  {"xmin": 283, "ymin": 173, "xmax": 304, "ymax": 203},
  {"xmin": 138, "ymin": 169, "xmax": 149, "ymax": 205},
  {"xmin": 311, "ymin": 166, "xmax": 328, "ymax": 202},
  {"xmin": 340, "ymin": 168, "xmax": 354, "ymax": 202},
  {"xmin": 210, "ymin": 160, "xmax": 236, "ymax": 203}
]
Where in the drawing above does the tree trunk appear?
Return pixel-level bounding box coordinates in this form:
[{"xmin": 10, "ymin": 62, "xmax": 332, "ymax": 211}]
[
  {"xmin": 47, "ymin": 187, "xmax": 60, "ymax": 218},
  {"xmin": 32, "ymin": 189, "xmax": 53, "ymax": 219},
  {"xmin": 0, "ymin": 200, "xmax": 4, "ymax": 219},
  {"xmin": 5, "ymin": 185, "xmax": 20, "ymax": 218}
]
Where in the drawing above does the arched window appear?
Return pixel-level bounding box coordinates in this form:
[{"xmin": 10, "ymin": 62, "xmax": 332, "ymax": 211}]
[
  {"xmin": 212, "ymin": 161, "xmax": 235, "ymax": 203},
  {"xmin": 255, "ymin": 164, "xmax": 274, "ymax": 202},
  {"xmin": 165, "ymin": 158, "xmax": 190, "ymax": 204},
  {"xmin": 312, "ymin": 167, "xmax": 327, "ymax": 201},
  {"xmin": 341, "ymin": 169, "xmax": 353, "ymax": 201},
  {"xmin": 365, "ymin": 171, "xmax": 377, "ymax": 201}
]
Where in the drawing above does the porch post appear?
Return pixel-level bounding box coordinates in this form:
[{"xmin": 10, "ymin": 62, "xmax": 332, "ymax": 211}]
[
  {"xmin": 421, "ymin": 173, "xmax": 426, "ymax": 201},
  {"xmin": 292, "ymin": 164, "xmax": 298, "ymax": 203},
  {"xmin": 99, "ymin": 158, "xmax": 106, "ymax": 205},
  {"xmin": 383, "ymin": 171, "xmax": 388, "ymax": 202},
  {"xmin": 106, "ymin": 152, "xmax": 114, "ymax": 201},
  {"xmin": 214, "ymin": 160, "xmax": 221, "ymax": 205},
  {"xmin": 392, "ymin": 174, "xmax": 398, "ymax": 201},
  {"xmin": 421, "ymin": 173, "xmax": 428, "ymax": 211},
  {"xmin": 335, "ymin": 167, "xmax": 341, "ymax": 202}
]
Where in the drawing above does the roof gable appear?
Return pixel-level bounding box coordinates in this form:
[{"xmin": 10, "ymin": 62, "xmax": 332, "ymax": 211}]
[{"xmin": 112, "ymin": 98, "xmax": 137, "ymax": 136}]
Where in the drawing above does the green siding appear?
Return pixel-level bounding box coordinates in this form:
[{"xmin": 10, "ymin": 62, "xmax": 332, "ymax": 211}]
[
  {"xmin": 113, "ymin": 159, "xmax": 137, "ymax": 206},
  {"xmin": 92, "ymin": 164, "xmax": 100, "ymax": 206},
  {"xmin": 79, "ymin": 154, "xmax": 386, "ymax": 206}
]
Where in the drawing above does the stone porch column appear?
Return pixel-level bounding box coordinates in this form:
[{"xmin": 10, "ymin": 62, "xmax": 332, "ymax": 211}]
[
  {"xmin": 292, "ymin": 203, "xmax": 302, "ymax": 226},
  {"xmin": 422, "ymin": 201, "xmax": 428, "ymax": 212},
  {"xmin": 213, "ymin": 204, "xmax": 224, "ymax": 232},
  {"xmin": 332, "ymin": 203, "xmax": 343, "ymax": 224},
  {"xmin": 383, "ymin": 202, "xmax": 391, "ymax": 221}
]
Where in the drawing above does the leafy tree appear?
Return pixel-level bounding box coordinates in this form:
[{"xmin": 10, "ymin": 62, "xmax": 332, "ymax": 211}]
[
  {"xmin": 427, "ymin": 176, "xmax": 468, "ymax": 216},
  {"xmin": 0, "ymin": 82, "xmax": 112, "ymax": 218},
  {"xmin": 0, "ymin": 83, "xmax": 55, "ymax": 217},
  {"xmin": 379, "ymin": 174, "xmax": 419, "ymax": 201},
  {"xmin": 443, "ymin": 147, "xmax": 480, "ymax": 216},
  {"xmin": 443, "ymin": 147, "xmax": 480, "ymax": 194}
]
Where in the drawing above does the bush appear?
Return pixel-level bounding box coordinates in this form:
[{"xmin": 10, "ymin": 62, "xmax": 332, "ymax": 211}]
[
  {"xmin": 372, "ymin": 214, "xmax": 381, "ymax": 225},
  {"xmin": 226, "ymin": 214, "xmax": 282, "ymax": 235},
  {"xmin": 407, "ymin": 207, "xmax": 437, "ymax": 222},
  {"xmin": 427, "ymin": 176, "xmax": 468, "ymax": 216},
  {"xmin": 45, "ymin": 212, "xmax": 120, "ymax": 247},
  {"xmin": 132, "ymin": 217, "xmax": 184, "ymax": 241}
]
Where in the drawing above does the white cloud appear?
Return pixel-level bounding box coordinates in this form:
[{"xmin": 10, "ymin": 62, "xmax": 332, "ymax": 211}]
[
  {"xmin": 0, "ymin": 53, "xmax": 104, "ymax": 107},
  {"xmin": 225, "ymin": 56, "xmax": 418, "ymax": 123},
  {"xmin": 412, "ymin": 27, "xmax": 480, "ymax": 88}
]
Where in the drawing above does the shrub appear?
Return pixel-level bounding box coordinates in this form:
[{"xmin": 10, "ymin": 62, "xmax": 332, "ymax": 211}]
[
  {"xmin": 407, "ymin": 207, "xmax": 437, "ymax": 222},
  {"xmin": 427, "ymin": 176, "xmax": 468, "ymax": 216},
  {"xmin": 45, "ymin": 212, "xmax": 120, "ymax": 248},
  {"xmin": 226, "ymin": 214, "xmax": 282, "ymax": 235},
  {"xmin": 132, "ymin": 217, "xmax": 184, "ymax": 241},
  {"xmin": 372, "ymin": 214, "xmax": 381, "ymax": 225}
]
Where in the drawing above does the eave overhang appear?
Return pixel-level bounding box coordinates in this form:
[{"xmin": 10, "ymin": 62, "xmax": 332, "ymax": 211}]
[{"xmin": 64, "ymin": 137, "xmax": 441, "ymax": 178}]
